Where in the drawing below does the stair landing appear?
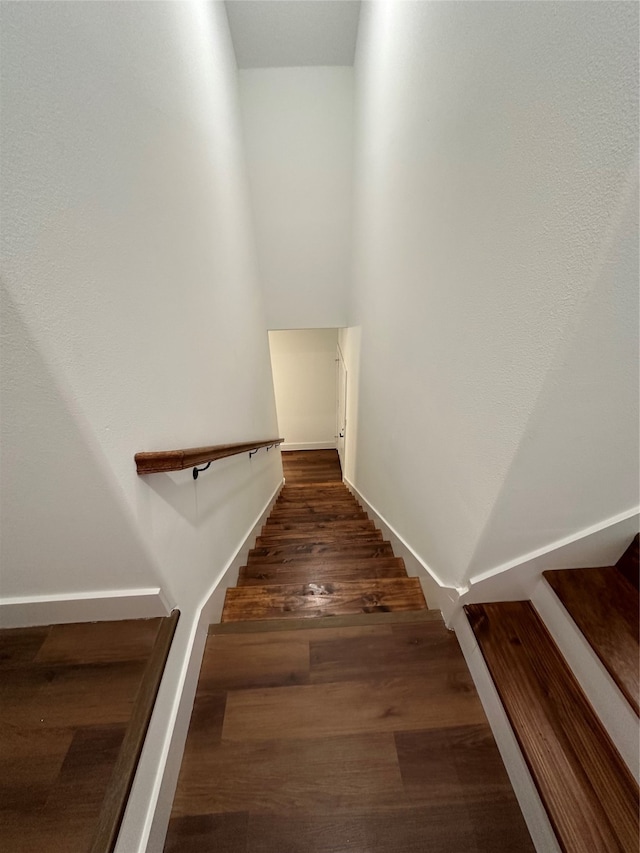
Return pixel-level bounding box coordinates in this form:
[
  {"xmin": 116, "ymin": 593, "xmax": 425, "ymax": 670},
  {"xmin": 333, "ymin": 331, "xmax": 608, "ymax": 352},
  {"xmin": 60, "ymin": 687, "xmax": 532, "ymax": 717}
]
[{"xmin": 166, "ymin": 616, "xmax": 534, "ymax": 852}]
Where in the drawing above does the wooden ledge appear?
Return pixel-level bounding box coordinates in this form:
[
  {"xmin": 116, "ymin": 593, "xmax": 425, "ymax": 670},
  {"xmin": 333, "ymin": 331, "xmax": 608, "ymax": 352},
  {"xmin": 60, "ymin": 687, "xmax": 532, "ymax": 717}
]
[{"xmin": 89, "ymin": 610, "xmax": 179, "ymax": 853}]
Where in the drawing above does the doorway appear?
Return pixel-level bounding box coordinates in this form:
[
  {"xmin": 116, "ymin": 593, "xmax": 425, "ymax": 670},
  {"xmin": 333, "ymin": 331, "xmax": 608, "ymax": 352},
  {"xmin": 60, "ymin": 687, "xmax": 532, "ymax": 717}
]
[{"xmin": 268, "ymin": 328, "xmax": 341, "ymax": 452}]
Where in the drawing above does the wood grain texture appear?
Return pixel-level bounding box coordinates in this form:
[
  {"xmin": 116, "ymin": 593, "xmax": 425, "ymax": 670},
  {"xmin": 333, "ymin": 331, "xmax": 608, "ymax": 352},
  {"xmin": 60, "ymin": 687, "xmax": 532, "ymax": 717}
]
[
  {"xmin": 544, "ymin": 566, "xmax": 639, "ymax": 715},
  {"xmin": 135, "ymin": 438, "xmax": 284, "ymax": 475},
  {"xmin": 281, "ymin": 449, "xmax": 343, "ymax": 484},
  {"xmin": 222, "ymin": 578, "xmax": 426, "ymax": 622},
  {"xmin": 238, "ymin": 560, "xmax": 407, "ymax": 586},
  {"xmin": 255, "ymin": 530, "xmax": 383, "ymax": 547},
  {"xmin": 167, "ymin": 619, "xmax": 533, "ymax": 852},
  {"xmin": 247, "ymin": 541, "xmax": 395, "ymax": 563},
  {"xmin": 263, "ymin": 518, "xmax": 376, "ymax": 533},
  {"xmin": 264, "ymin": 510, "xmax": 369, "ymax": 523},
  {"xmin": 465, "ymin": 601, "xmax": 639, "ymax": 853},
  {"xmin": 0, "ymin": 616, "xmax": 170, "ymax": 853},
  {"xmin": 221, "ymin": 449, "xmax": 427, "ymax": 623}
]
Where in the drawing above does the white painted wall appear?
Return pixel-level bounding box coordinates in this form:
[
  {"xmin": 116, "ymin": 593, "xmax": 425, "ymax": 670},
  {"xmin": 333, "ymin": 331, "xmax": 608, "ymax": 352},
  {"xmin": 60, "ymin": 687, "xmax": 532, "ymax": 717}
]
[
  {"xmin": 269, "ymin": 329, "xmax": 338, "ymax": 449},
  {"xmin": 0, "ymin": 1, "xmax": 281, "ymax": 617},
  {"xmin": 239, "ymin": 66, "xmax": 353, "ymax": 329},
  {"xmin": 348, "ymin": 1, "xmax": 639, "ymax": 589}
]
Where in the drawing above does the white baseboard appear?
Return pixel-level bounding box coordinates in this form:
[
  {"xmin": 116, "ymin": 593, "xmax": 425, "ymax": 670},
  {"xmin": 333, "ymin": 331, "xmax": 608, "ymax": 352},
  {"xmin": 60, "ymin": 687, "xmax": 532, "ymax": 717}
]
[
  {"xmin": 532, "ymin": 577, "xmax": 640, "ymax": 783},
  {"xmin": 464, "ymin": 508, "xmax": 639, "ymax": 602},
  {"xmin": 344, "ymin": 477, "xmax": 445, "ymax": 610},
  {"xmin": 0, "ymin": 587, "xmax": 171, "ymax": 629},
  {"xmin": 115, "ymin": 478, "xmax": 284, "ymax": 853},
  {"xmin": 281, "ymin": 441, "xmax": 336, "ymax": 451},
  {"xmin": 453, "ymin": 609, "xmax": 561, "ymax": 853}
]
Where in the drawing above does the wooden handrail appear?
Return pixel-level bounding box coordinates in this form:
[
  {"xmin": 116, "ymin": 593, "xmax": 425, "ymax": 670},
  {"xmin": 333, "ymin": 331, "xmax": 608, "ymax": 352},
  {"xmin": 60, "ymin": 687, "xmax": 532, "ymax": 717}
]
[{"xmin": 135, "ymin": 438, "xmax": 284, "ymax": 475}]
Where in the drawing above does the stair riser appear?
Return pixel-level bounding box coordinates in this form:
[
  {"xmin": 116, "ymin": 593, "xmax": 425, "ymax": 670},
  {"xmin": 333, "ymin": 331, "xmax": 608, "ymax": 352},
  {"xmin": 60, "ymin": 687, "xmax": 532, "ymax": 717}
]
[{"xmin": 263, "ymin": 520, "xmax": 376, "ymax": 533}]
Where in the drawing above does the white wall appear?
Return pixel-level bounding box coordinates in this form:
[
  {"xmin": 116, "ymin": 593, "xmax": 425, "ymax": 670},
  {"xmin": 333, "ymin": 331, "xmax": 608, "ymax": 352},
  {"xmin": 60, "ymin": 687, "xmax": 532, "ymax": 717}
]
[
  {"xmin": 348, "ymin": 1, "xmax": 639, "ymax": 589},
  {"xmin": 239, "ymin": 66, "xmax": 353, "ymax": 329},
  {"xmin": 269, "ymin": 328, "xmax": 338, "ymax": 449},
  {"xmin": 0, "ymin": 1, "xmax": 281, "ymax": 617}
]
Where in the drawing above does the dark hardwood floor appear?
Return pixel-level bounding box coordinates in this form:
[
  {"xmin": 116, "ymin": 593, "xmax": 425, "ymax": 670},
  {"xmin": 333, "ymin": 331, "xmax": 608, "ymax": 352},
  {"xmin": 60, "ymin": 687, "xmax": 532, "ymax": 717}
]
[
  {"xmin": 0, "ymin": 616, "xmax": 171, "ymax": 852},
  {"xmin": 281, "ymin": 449, "xmax": 343, "ymax": 484},
  {"xmin": 166, "ymin": 618, "xmax": 534, "ymax": 852}
]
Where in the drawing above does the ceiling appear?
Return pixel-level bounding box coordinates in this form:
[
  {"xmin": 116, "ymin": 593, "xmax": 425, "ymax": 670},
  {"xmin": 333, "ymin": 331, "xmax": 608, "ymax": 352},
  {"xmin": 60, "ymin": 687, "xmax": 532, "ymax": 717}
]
[{"xmin": 225, "ymin": 0, "xmax": 362, "ymax": 69}]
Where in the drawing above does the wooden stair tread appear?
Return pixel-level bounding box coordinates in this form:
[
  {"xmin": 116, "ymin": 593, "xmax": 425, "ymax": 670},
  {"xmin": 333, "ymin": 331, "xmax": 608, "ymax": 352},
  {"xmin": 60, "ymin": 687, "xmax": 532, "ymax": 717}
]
[
  {"xmin": 210, "ymin": 608, "xmax": 443, "ymax": 634},
  {"xmin": 247, "ymin": 542, "xmax": 395, "ymax": 563},
  {"xmin": 255, "ymin": 531, "xmax": 383, "ymax": 547},
  {"xmin": 241, "ymin": 556, "xmax": 406, "ymax": 577},
  {"xmin": 263, "ymin": 519, "xmax": 376, "ymax": 532},
  {"xmin": 222, "ymin": 578, "xmax": 427, "ymax": 622},
  {"xmin": 90, "ymin": 610, "xmax": 179, "ymax": 852},
  {"xmin": 267, "ymin": 511, "xmax": 369, "ymax": 522},
  {"xmin": 238, "ymin": 561, "xmax": 407, "ymax": 586},
  {"xmin": 275, "ymin": 491, "xmax": 359, "ymax": 500},
  {"xmin": 543, "ymin": 566, "xmax": 639, "ymax": 715},
  {"xmin": 269, "ymin": 505, "xmax": 365, "ymax": 514},
  {"xmin": 465, "ymin": 601, "xmax": 639, "ymax": 853}
]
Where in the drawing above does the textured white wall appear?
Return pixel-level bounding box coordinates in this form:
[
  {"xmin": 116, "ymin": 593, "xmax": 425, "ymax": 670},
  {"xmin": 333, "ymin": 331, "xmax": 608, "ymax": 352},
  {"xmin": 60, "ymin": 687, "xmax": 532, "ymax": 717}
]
[
  {"xmin": 348, "ymin": 1, "xmax": 639, "ymax": 587},
  {"xmin": 269, "ymin": 329, "xmax": 338, "ymax": 448},
  {"xmin": 239, "ymin": 66, "xmax": 353, "ymax": 329},
  {"xmin": 0, "ymin": 1, "xmax": 281, "ymax": 612}
]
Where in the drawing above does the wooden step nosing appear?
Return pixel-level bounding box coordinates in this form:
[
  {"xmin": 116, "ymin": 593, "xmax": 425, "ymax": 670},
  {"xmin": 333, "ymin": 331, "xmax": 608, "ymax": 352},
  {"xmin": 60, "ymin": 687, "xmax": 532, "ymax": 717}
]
[
  {"xmin": 89, "ymin": 609, "xmax": 180, "ymax": 853},
  {"xmin": 532, "ymin": 577, "xmax": 640, "ymax": 783}
]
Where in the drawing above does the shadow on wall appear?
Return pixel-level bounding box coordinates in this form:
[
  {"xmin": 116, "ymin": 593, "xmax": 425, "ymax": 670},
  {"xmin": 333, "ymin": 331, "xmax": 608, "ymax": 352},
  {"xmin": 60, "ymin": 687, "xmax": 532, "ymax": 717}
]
[
  {"xmin": 465, "ymin": 174, "xmax": 640, "ymax": 582},
  {"xmin": 0, "ymin": 283, "xmax": 163, "ymax": 599},
  {"xmin": 142, "ymin": 446, "xmax": 281, "ymax": 528}
]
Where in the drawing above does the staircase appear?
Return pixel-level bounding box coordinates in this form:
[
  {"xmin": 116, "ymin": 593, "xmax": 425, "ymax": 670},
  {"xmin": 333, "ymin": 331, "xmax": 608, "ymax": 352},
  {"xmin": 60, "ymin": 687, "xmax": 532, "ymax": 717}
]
[
  {"xmin": 221, "ymin": 450, "xmax": 427, "ymax": 622},
  {"xmin": 167, "ymin": 450, "xmax": 536, "ymax": 851},
  {"xmin": 464, "ymin": 533, "xmax": 639, "ymax": 853}
]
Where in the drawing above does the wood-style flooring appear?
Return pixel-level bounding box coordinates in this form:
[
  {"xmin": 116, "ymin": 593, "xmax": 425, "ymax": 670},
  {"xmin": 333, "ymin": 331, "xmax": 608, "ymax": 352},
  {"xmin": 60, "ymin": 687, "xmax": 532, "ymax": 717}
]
[
  {"xmin": 167, "ymin": 451, "xmax": 534, "ymax": 852},
  {"xmin": 543, "ymin": 565, "xmax": 639, "ymax": 714},
  {"xmin": 465, "ymin": 601, "xmax": 639, "ymax": 853},
  {"xmin": 166, "ymin": 618, "xmax": 534, "ymax": 853},
  {"xmin": 0, "ymin": 617, "xmax": 170, "ymax": 852},
  {"xmin": 222, "ymin": 451, "xmax": 426, "ymax": 621}
]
